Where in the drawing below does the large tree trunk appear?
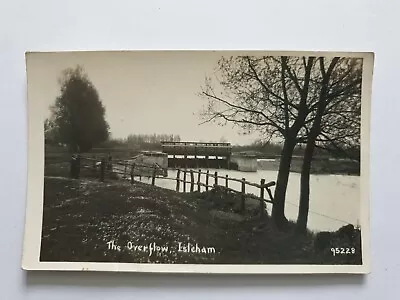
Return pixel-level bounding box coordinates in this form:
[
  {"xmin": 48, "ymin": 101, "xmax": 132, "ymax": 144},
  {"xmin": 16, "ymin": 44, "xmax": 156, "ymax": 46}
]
[
  {"xmin": 272, "ymin": 137, "xmax": 296, "ymax": 229},
  {"xmin": 296, "ymin": 136, "xmax": 316, "ymax": 233}
]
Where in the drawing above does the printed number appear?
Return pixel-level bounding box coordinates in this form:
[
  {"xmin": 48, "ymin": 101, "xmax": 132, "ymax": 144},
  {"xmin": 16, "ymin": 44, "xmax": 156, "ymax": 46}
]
[{"xmin": 330, "ymin": 247, "xmax": 356, "ymax": 256}]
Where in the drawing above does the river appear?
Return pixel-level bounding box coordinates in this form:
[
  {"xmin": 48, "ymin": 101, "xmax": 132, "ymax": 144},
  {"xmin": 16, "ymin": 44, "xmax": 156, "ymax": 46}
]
[{"xmin": 134, "ymin": 167, "xmax": 360, "ymax": 233}]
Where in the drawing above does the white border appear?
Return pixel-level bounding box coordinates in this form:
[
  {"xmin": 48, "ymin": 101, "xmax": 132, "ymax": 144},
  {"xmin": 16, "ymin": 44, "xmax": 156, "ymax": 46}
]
[{"xmin": 21, "ymin": 50, "xmax": 374, "ymax": 274}]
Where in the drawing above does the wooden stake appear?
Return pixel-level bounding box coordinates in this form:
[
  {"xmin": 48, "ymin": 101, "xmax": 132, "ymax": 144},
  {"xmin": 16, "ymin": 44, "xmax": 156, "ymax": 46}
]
[
  {"xmin": 183, "ymin": 170, "xmax": 187, "ymax": 192},
  {"xmin": 197, "ymin": 169, "xmax": 201, "ymax": 192},
  {"xmin": 151, "ymin": 166, "xmax": 156, "ymax": 185},
  {"xmin": 260, "ymin": 179, "xmax": 265, "ymax": 217},
  {"xmin": 176, "ymin": 169, "xmax": 181, "ymax": 192},
  {"xmin": 241, "ymin": 178, "xmax": 246, "ymax": 212},
  {"xmin": 206, "ymin": 170, "xmax": 209, "ymax": 191},
  {"xmin": 190, "ymin": 170, "xmax": 194, "ymax": 192}
]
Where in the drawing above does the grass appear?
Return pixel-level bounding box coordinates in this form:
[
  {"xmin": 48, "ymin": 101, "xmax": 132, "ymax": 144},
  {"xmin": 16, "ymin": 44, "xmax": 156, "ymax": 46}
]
[{"xmin": 40, "ymin": 173, "xmax": 362, "ymax": 265}]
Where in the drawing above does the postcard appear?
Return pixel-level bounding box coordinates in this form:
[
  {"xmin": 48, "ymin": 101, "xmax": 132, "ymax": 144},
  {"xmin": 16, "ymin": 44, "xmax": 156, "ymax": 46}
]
[{"xmin": 22, "ymin": 50, "xmax": 373, "ymax": 273}]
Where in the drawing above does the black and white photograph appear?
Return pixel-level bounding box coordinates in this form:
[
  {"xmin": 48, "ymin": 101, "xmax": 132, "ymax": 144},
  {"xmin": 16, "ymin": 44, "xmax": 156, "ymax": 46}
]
[{"xmin": 22, "ymin": 50, "xmax": 373, "ymax": 273}]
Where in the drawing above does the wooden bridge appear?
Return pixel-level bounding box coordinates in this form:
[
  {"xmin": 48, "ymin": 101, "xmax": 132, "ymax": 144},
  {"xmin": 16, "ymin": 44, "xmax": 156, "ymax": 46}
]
[{"xmin": 161, "ymin": 141, "xmax": 233, "ymax": 169}]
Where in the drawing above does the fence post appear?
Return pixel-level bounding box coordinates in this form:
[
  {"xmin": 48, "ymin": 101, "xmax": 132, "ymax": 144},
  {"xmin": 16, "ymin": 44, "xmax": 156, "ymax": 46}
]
[
  {"xmin": 241, "ymin": 178, "xmax": 246, "ymax": 212},
  {"xmin": 190, "ymin": 170, "xmax": 194, "ymax": 192},
  {"xmin": 225, "ymin": 174, "xmax": 229, "ymax": 195},
  {"xmin": 206, "ymin": 170, "xmax": 209, "ymax": 191},
  {"xmin": 130, "ymin": 163, "xmax": 135, "ymax": 185},
  {"xmin": 260, "ymin": 179, "xmax": 265, "ymax": 217},
  {"xmin": 183, "ymin": 170, "xmax": 187, "ymax": 192},
  {"xmin": 197, "ymin": 170, "xmax": 201, "ymax": 192},
  {"xmin": 100, "ymin": 158, "xmax": 106, "ymax": 182},
  {"xmin": 176, "ymin": 169, "xmax": 181, "ymax": 192},
  {"xmin": 151, "ymin": 165, "xmax": 156, "ymax": 186},
  {"xmin": 123, "ymin": 161, "xmax": 127, "ymax": 179},
  {"xmin": 214, "ymin": 171, "xmax": 218, "ymax": 187}
]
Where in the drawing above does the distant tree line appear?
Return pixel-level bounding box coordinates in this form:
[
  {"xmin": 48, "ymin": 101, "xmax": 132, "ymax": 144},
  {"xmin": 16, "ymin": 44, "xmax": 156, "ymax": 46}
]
[
  {"xmin": 233, "ymin": 139, "xmax": 359, "ymax": 159},
  {"xmin": 126, "ymin": 133, "xmax": 181, "ymax": 146},
  {"xmin": 232, "ymin": 139, "xmax": 332, "ymax": 157},
  {"xmin": 95, "ymin": 134, "xmax": 182, "ymax": 151}
]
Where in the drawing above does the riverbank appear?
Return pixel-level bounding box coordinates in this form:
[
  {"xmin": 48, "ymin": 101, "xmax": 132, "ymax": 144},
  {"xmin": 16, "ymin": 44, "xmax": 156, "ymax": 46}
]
[{"xmin": 41, "ymin": 176, "xmax": 362, "ymax": 264}]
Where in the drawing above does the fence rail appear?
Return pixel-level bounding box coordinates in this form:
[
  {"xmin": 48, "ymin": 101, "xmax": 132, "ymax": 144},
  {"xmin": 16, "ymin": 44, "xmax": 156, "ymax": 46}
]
[
  {"xmin": 69, "ymin": 154, "xmax": 275, "ymax": 215},
  {"xmin": 174, "ymin": 168, "xmax": 275, "ymax": 213}
]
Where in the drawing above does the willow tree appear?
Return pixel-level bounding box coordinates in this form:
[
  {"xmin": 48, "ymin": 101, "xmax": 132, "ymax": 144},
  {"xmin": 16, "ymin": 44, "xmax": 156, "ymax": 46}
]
[{"xmin": 200, "ymin": 56, "xmax": 316, "ymax": 228}]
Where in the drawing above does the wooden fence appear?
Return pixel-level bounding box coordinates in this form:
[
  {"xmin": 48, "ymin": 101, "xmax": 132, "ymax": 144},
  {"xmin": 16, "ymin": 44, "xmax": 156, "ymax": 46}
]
[
  {"xmin": 174, "ymin": 168, "xmax": 275, "ymax": 214},
  {"xmin": 70, "ymin": 154, "xmax": 163, "ymax": 184},
  {"xmin": 69, "ymin": 154, "xmax": 275, "ymax": 215}
]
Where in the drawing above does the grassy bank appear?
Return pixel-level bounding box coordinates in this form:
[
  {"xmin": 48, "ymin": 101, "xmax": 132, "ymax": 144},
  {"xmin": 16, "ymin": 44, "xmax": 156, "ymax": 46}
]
[{"xmin": 41, "ymin": 176, "xmax": 362, "ymax": 264}]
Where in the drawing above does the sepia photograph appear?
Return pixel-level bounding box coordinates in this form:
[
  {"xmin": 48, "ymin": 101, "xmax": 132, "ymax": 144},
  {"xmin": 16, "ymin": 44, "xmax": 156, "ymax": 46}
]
[{"xmin": 22, "ymin": 50, "xmax": 373, "ymax": 273}]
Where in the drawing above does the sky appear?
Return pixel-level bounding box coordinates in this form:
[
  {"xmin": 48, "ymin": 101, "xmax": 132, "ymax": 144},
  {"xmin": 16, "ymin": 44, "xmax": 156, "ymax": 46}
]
[{"xmin": 26, "ymin": 51, "xmax": 262, "ymax": 145}]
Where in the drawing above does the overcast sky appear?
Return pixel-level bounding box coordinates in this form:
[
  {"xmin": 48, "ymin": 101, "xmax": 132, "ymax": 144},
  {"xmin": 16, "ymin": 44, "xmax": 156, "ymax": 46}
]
[{"xmin": 27, "ymin": 51, "xmax": 261, "ymax": 145}]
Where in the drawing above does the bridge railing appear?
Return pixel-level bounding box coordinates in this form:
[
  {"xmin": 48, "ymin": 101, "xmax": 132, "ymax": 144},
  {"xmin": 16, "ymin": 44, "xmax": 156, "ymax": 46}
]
[
  {"xmin": 161, "ymin": 141, "xmax": 232, "ymax": 147},
  {"xmin": 161, "ymin": 142, "xmax": 233, "ymax": 158}
]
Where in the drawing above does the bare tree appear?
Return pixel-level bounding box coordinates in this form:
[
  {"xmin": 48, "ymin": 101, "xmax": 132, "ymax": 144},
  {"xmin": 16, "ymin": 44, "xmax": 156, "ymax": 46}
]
[
  {"xmin": 296, "ymin": 57, "xmax": 362, "ymax": 232},
  {"xmin": 200, "ymin": 55, "xmax": 362, "ymax": 231},
  {"xmin": 200, "ymin": 55, "xmax": 315, "ymax": 228}
]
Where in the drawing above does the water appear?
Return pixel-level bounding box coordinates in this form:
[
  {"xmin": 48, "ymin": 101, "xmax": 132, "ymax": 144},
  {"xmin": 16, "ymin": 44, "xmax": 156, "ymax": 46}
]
[{"xmin": 134, "ymin": 167, "xmax": 360, "ymax": 233}]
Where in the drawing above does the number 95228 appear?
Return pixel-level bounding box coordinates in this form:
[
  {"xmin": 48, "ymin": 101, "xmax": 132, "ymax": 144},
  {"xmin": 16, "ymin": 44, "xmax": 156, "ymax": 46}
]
[{"xmin": 330, "ymin": 247, "xmax": 356, "ymax": 256}]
